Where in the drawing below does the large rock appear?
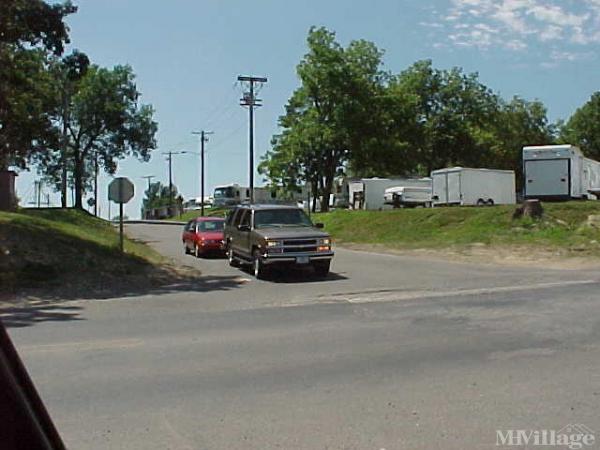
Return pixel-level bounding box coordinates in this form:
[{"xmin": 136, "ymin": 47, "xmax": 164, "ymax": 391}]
[{"xmin": 513, "ymin": 199, "xmax": 544, "ymax": 220}]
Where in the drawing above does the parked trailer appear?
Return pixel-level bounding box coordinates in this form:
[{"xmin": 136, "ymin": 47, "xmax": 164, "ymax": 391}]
[
  {"xmin": 383, "ymin": 186, "xmax": 432, "ymax": 208},
  {"xmin": 348, "ymin": 177, "xmax": 432, "ymax": 210},
  {"xmin": 523, "ymin": 145, "xmax": 600, "ymax": 200},
  {"xmin": 432, "ymin": 167, "xmax": 516, "ymax": 206}
]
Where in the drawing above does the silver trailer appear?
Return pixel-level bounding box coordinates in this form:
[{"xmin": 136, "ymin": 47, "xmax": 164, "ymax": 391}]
[
  {"xmin": 523, "ymin": 145, "xmax": 600, "ymax": 200},
  {"xmin": 432, "ymin": 167, "xmax": 516, "ymax": 206},
  {"xmin": 348, "ymin": 177, "xmax": 431, "ymax": 210}
]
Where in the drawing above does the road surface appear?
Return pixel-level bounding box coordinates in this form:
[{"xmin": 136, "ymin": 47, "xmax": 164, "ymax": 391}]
[{"xmin": 6, "ymin": 223, "xmax": 600, "ymax": 449}]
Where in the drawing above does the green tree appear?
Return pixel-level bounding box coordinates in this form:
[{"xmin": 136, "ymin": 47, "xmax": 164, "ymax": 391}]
[
  {"xmin": 0, "ymin": 0, "xmax": 76, "ymax": 170},
  {"xmin": 141, "ymin": 182, "xmax": 178, "ymax": 214},
  {"xmin": 560, "ymin": 92, "xmax": 600, "ymax": 159},
  {"xmin": 0, "ymin": 0, "xmax": 76, "ymax": 53},
  {"xmin": 391, "ymin": 60, "xmax": 500, "ymax": 174},
  {"xmin": 261, "ymin": 27, "xmax": 387, "ymax": 211},
  {"xmin": 39, "ymin": 65, "xmax": 158, "ymax": 208},
  {"xmin": 483, "ymin": 96, "xmax": 554, "ymax": 190},
  {"xmin": 0, "ymin": 49, "xmax": 60, "ymax": 170}
]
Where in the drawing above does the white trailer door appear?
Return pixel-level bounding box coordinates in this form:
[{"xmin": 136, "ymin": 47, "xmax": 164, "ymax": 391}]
[
  {"xmin": 525, "ymin": 159, "xmax": 569, "ymax": 197},
  {"xmin": 447, "ymin": 171, "xmax": 461, "ymax": 203},
  {"xmin": 432, "ymin": 174, "xmax": 447, "ymax": 204}
]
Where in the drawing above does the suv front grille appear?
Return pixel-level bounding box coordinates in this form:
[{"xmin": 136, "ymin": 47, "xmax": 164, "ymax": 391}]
[
  {"xmin": 283, "ymin": 239, "xmax": 317, "ymax": 246},
  {"xmin": 280, "ymin": 238, "xmax": 318, "ymax": 254},
  {"xmin": 283, "ymin": 246, "xmax": 318, "ymax": 253}
]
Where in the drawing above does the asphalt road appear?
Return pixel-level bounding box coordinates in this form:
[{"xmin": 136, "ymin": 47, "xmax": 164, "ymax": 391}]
[{"xmin": 6, "ymin": 223, "xmax": 600, "ymax": 449}]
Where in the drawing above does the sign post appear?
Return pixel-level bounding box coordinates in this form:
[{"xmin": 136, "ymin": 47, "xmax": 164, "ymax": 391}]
[{"xmin": 108, "ymin": 177, "xmax": 134, "ymax": 253}]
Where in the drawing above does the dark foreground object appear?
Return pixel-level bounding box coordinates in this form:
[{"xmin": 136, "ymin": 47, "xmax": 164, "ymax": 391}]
[{"xmin": 0, "ymin": 319, "xmax": 65, "ymax": 449}]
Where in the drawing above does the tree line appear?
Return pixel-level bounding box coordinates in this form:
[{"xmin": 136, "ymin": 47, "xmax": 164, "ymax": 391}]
[
  {"xmin": 0, "ymin": 0, "xmax": 157, "ymax": 209},
  {"xmin": 259, "ymin": 27, "xmax": 600, "ymax": 211}
]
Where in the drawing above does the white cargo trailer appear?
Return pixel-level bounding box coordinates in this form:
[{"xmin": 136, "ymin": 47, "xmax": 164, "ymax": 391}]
[
  {"xmin": 432, "ymin": 167, "xmax": 516, "ymax": 206},
  {"xmin": 523, "ymin": 145, "xmax": 600, "ymax": 200},
  {"xmin": 348, "ymin": 177, "xmax": 431, "ymax": 210}
]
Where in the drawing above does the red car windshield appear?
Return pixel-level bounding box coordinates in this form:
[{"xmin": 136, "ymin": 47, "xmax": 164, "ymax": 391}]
[{"xmin": 197, "ymin": 221, "xmax": 224, "ymax": 232}]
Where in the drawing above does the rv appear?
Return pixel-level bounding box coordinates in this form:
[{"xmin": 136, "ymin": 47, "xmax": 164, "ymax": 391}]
[
  {"xmin": 348, "ymin": 177, "xmax": 432, "ymax": 210},
  {"xmin": 212, "ymin": 183, "xmax": 307, "ymax": 207},
  {"xmin": 213, "ymin": 184, "xmax": 249, "ymax": 207},
  {"xmin": 432, "ymin": 167, "xmax": 516, "ymax": 206},
  {"xmin": 384, "ymin": 186, "xmax": 433, "ymax": 208},
  {"xmin": 523, "ymin": 145, "xmax": 600, "ymax": 200}
]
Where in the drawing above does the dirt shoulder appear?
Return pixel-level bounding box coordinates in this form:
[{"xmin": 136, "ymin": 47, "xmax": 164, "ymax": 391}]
[{"xmin": 341, "ymin": 242, "xmax": 600, "ymax": 270}]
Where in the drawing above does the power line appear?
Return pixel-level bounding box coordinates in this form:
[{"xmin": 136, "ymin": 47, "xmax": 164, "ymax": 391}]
[
  {"xmin": 196, "ymin": 82, "xmax": 240, "ymax": 129},
  {"xmin": 208, "ymin": 121, "xmax": 247, "ymax": 151},
  {"xmin": 204, "ymin": 106, "xmax": 245, "ymax": 133}
]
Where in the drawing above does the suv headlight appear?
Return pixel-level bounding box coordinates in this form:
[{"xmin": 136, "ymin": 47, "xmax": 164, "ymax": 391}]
[
  {"xmin": 317, "ymin": 238, "xmax": 331, "ymax": 251},
  {"xmin": 266, "ymin": 240, "xmax": 282, "ymax": 247}
]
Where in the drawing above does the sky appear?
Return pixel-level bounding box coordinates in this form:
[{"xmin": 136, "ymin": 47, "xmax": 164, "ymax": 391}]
[{"xmin": 16, "ymin": 0, "xmax": 600, "ymax": 218}]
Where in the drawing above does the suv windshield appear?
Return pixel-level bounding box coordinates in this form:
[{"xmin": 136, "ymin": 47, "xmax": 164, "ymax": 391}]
[{"xmin": 254, "ymin": 209, "xmax": 313, "ymax": 228}]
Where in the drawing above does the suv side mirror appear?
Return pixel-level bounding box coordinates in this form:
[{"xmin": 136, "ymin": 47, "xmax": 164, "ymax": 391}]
[
  {"xmin": 237, "ymin": 224, "xmax": 251, "ymax": 232},
  {"xmin": 314, "ymin": 223, "xmax": 324, "ymax": 229}
]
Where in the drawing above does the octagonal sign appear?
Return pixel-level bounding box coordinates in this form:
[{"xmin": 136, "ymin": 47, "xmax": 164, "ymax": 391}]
[{"xmin": 108, "ymin": 177, "xmax": 134, "ymax": 204}]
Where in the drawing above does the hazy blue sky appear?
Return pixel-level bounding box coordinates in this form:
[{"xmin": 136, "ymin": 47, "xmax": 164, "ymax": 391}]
[{"xmin": 17, "ymin": 0, "xmax": 600, "ymax": 217}]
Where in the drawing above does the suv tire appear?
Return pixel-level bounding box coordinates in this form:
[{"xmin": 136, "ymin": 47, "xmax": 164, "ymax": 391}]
[
  {"xmin": 253, "ymin": 249, "xmax": 267, "ymax": 280},
  {"xmin": 227, "ymin": 245, "xmax": 239, "ymax": 267},
  {"xmin": 313, "ymin": 261, "xmax": 330, "ymax": 278}
]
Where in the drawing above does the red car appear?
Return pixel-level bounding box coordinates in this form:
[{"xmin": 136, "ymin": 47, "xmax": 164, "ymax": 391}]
[{"xmin": 182, "ymin": 217, "xmax": 226, "ymax": 257}]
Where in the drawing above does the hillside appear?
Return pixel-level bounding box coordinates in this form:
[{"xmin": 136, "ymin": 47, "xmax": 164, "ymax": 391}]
[
  {"xmin": 171, "ymin": 207, "xmax": 229, "ymax": 222},
  {"xmin": 315, "ymin": 201, "xmax": 600, "ymax": 257},
  {"xmin": 0, "ymin": 208, "xmax": 171, "ymax": 295}
]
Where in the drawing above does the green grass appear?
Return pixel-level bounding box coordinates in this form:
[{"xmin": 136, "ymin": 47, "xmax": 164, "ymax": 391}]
[
  {"xmin": 0, "ymin": 208, "xmax": 165, "ymax": 290},
  {"xmin": 313, "ymin": 201, "xmax": 600, "ymax": 254},
  {"xmin": 171, "ymin": 207, "xmax": 230, "ymax": 222}
]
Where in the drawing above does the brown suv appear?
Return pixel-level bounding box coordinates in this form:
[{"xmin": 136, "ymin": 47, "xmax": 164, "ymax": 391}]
[{"xmin": 224, "ymin": 204, "xmax": 334, "ymax": 279}]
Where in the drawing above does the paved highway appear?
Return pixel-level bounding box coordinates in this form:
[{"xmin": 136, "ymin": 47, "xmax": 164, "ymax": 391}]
[{"xmin": 7, "ymin": 223, "xmax": 600, "ymax": 449}]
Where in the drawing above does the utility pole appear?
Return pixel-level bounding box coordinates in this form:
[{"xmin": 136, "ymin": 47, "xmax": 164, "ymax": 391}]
[
  {"xmin": 93, "ymin": 152, "xmax": 99, "ymax": 216},
  {"xmin": 238, "ymin": 75, "xmax": 267, "ymax": 204},
  {"xmin": 34, "ymin": 181, "xmax": 42, "ymax": 208},
  {"xmin": 192, "ymin": 131, "xmax": 213, "ymax": 216},
  {"xmin": 141, "ymin": 175, "xmax": 155, "ymax": 191},
  {"xmin": 162, "ymin": 151, "xmax": 186, "ymax": 215},
  {"xmin": 141, "ymin": 175, "xmax": 155, "ymax": 220},
  {"xmin": 61, "ymin": 85, "xmax": 69, "ymax": 208},
  {"xmin": 167, "ymin": 152, "xmax": 173, "ymax": 208}
]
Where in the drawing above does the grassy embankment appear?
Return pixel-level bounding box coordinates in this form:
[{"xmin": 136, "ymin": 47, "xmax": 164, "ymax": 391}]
[
  {"xmin": 171, "ymin": 207, "xmax": 229, "ymax": 222},
  {"xmin": 0, "ymin": 208, "xmax": 166, "ymax": 292},
  {"xmin": 314, "ymin": 201, "xmax": 600, "ymax": 256}
]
